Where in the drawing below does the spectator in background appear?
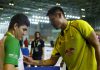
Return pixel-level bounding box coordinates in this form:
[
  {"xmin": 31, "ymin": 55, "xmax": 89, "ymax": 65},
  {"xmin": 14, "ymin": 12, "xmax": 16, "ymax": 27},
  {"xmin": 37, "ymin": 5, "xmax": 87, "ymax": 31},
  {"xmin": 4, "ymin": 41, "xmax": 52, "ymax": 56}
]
[
  {"xmin": 21, "ymin": 38, "xmax": 29, "ymax": 67},
  {"xmin": 30, "ymin": 31, "xmax": 44, "ymax": 66},
  {"xmin": 50, "ymin": 40, "xmax": 54, "ymax": 47},
  {"xmin": 19, "ymin": 38, "xmax": 23, "ymax": 48},
  {"xmin": 24, "ymin": 38, "xmax": 28, "ymax": 47}
]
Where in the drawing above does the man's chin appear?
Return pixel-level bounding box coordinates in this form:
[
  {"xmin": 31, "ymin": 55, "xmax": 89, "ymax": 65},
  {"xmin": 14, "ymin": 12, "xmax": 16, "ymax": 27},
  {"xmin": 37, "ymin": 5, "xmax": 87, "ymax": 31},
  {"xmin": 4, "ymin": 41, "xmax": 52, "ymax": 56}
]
[{"xmin": 18, "ymin": 37, "xmax": 23, "ymax": 40}]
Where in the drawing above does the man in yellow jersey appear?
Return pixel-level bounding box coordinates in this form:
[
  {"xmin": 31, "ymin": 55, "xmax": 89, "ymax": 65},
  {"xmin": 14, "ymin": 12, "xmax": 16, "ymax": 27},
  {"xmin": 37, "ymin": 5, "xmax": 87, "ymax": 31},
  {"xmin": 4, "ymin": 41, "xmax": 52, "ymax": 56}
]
[
  {"xmin": 2, "ymin": 13, "xmax": 30, "ymax": 70},
  {"xmin": 24, "ymin": 6, "xmax": 100, "ymax": 70}
]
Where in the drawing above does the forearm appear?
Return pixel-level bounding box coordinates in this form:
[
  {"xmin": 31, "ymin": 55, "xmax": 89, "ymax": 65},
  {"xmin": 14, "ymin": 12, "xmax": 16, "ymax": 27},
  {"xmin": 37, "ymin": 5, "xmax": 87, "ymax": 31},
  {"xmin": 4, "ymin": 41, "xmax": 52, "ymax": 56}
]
[
  {"xmin": 31, "ymin": 59, "xmax": 56, "ymax": 66},
  {"xmin": 87, "ymin": 31, "xmax": 100, "ymax": 69},
  {"xmin": 95, "ymin": 46, "xmax": 100, "ymax": 69},
  {"xmin": 4, "ymin": 64, "xmax": 16, "ymax": 70},
  {"xmin": 29, "ymin": 49, "xmax": 33, "ymax": 57},
  {"xmin": 91, "ymin": 41, "xmax": 100, "ymax": 69},
  {"xmin": 24, "ymin": 54, "xmax": 59, "ymax": 66}
]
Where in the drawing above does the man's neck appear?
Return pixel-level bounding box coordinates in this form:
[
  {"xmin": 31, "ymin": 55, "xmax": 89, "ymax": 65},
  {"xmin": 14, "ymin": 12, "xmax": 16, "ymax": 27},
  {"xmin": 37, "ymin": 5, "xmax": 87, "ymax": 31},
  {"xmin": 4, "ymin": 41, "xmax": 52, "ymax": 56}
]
[
  {"xmin": 8, "ymin": 30, "xmax": 15, "ymax": 37},
  {"xmin": 61, "ymin": 19, "xmax": 68, "ymax": 30}
]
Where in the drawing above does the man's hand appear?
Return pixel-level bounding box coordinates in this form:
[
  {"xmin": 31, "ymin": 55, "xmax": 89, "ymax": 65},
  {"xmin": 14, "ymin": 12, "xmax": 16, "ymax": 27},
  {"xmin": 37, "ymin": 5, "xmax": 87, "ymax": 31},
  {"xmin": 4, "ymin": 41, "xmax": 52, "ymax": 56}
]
[{"xmin": 23, "ymin": 55, "xmax": 33, "ymax": 65}]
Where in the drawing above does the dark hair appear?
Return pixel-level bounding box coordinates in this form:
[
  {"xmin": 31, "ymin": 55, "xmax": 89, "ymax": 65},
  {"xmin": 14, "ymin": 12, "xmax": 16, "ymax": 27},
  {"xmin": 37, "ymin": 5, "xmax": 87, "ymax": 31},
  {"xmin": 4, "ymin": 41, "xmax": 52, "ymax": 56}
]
[
  {"xmin": 34, "ymin": 31, "xmax": 41, "ymax": 39},
  {"xmin": 8, "ymin": 13, "xmax": 30, "ymax": 30},
  {"xmin": 47, "ymin": 6, "xmax": 65, "ymax": 17},
  {"xmin": 34, "ymin": 31, "xmax": 40, "ymax": 36}
]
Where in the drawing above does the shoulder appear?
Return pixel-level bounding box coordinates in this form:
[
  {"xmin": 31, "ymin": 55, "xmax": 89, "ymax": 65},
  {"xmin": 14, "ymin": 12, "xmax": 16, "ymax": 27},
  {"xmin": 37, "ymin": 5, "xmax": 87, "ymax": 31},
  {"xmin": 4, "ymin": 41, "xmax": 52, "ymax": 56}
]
[
  {"xmin": 70, "ymin": 19, "xmax": 90, "ymax": 28},
  {"xmin": 5, "ymin": 36, "xmax": 19, "ymax": 45},
  {"xmin": 40, "ymin": 39, "xmax": 44, "ymax": 42},
  {"xmin": 72, "ymin": 19, "xmax": 88, "ymax": 25}
]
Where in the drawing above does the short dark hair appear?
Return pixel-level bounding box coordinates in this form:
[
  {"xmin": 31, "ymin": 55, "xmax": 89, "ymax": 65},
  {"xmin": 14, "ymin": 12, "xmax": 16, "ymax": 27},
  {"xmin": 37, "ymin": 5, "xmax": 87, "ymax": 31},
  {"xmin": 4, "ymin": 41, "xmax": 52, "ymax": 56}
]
[
  {"xmin": 34, "ymin": 31, "xmax": 41, "ymax": 36},
  {"xmin": 8, "ymin": 13, "xmax": 30, "ymax": 29},
  {"xmin": 47, "ymin": 6, "xmax": 65, "ymax": 17}
]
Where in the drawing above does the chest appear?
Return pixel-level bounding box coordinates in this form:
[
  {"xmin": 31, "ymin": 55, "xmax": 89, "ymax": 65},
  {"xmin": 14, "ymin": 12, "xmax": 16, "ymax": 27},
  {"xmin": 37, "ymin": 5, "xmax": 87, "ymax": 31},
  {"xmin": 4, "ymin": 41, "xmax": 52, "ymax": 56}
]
[
  {"xmin": 33, "ymin": 40, "xmax": 41, "ymax": 47},
  {"xmin": 56, "ymin": 27, "xmax": 84, "ymax": 56}
]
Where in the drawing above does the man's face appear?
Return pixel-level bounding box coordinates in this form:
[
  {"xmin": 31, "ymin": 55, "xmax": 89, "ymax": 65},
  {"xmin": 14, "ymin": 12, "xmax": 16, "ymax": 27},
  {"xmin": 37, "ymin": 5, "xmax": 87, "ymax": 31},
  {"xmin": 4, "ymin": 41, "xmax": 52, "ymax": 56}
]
[
  {"xmin": 48, "ymin": 13, "xmax": 62, "ymax": 29},
  {"xmin": 36, "ymin": 33, "xmax": 40, "ymax": 38},
  {"xmin": 15, "ymin": 25, "xmax": 28, "ymax": 40}
]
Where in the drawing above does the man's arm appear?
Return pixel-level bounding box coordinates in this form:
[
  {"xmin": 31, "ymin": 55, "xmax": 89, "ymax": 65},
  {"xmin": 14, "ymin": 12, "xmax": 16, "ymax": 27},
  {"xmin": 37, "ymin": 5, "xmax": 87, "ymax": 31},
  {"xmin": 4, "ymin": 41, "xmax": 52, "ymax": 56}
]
[
  {"xmin": 42, "ymin": 47, "xmax": 44, "ymax": 59},
  {"xmin": 87, "ymin": 31, "xmax": 100, "ymax": 70},
  {"xmin": 24, "ymin": 55, "xmax": 59, "ymax": 66},
  {"xmin": 29, "ymin": 48, "xmax": 33, "ymax": 57},
  {"xmin": 4, "ymin": 64, "xmax": 16, "ymax": 70},
  {"xmin": 29, "ymin": 41, "xmax": 34, "ymax": 57},
  {"xmin": 0, "ymin": 36, "xmax": 6, "ymax": 70}
]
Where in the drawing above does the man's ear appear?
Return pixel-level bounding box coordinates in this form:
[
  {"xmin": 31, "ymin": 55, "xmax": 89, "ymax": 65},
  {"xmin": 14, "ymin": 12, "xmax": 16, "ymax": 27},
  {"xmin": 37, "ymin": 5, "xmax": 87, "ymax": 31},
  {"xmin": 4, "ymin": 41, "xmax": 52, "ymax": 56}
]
[
  {"xmin": 14, "ymin": 23, "xmax": 18, "ymax": 30},
  {"xmin": 58, "ymin": 12, "xmax": 62, "ymax": 18}
]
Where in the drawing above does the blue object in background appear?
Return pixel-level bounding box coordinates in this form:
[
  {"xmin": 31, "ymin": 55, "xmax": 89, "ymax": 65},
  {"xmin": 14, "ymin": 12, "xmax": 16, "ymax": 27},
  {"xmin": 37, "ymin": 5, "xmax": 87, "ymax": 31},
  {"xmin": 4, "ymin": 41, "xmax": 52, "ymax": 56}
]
[
  {"xmin": 25, "ymin": 66, "xmax": 60, "ymax": 70},
  {"xmin": 21, "ymin": 47, "xmax": 29, "ymax": 56},
  {"xmin": 21, "ymin": 47, "xmax": 29, "ymax": 67}
]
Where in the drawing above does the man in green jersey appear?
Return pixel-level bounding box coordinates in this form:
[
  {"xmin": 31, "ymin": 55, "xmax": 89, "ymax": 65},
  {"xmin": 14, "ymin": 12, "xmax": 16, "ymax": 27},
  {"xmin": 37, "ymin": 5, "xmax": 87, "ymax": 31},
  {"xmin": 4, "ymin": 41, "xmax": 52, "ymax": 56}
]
[
  {"xmin": 3, "ymin": 13, "xmax": 30, "ymax": 70},
  {"xmin": 24, "ymin": 6, "xmax": 100, "ymax": 70}
]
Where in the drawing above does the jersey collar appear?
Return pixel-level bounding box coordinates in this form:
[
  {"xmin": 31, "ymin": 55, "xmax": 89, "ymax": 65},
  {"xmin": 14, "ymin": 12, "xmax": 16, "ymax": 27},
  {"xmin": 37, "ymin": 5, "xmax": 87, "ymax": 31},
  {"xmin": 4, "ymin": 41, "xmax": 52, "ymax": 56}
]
[{"xmin": 6, "ymin": 32, "xmax": 15, "ymax": 38}]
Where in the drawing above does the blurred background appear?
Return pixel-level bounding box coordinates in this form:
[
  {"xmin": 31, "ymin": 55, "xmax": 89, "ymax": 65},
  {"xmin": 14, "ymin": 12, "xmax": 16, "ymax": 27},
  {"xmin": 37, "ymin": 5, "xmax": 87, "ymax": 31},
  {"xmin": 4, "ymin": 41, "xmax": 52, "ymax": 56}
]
[
  {"xmin": 0, "ymin": 0, "xmax": 100, "ymax": 41},
  {"xmin": 0, "ymin": 0, "xmax": 100, "ymax": 70}
]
